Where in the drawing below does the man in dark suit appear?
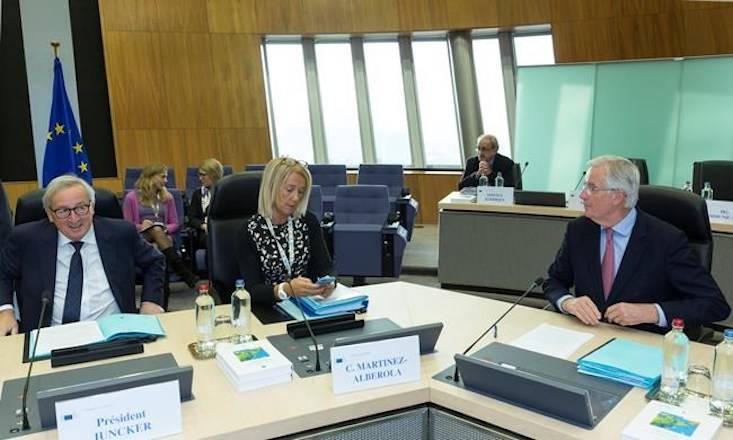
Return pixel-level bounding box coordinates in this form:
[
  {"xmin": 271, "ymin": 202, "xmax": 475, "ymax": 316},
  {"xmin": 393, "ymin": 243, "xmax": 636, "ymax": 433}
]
[
  {"xmin": 544, "ymin": 156, "xmax": 730, "ymax": 333},
  {"xmin": 458, "ymin": 134, "xmax": 515, "ymax": 190},
  {"xmin": 0, "ymin": 175, "xmax": 165, "ymax": 335}
]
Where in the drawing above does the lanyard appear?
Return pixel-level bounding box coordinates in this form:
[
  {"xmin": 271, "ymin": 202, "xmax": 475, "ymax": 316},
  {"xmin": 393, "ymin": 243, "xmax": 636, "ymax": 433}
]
[{"xmin": 265, "ymin": 217, "xmax": 294, "ymax": 277}]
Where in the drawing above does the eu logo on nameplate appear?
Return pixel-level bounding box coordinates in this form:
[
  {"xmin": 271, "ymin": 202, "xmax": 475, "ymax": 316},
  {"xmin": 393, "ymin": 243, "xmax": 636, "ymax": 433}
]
[{"xmin": 330, "ymin": 335, "xmax": 421, "ymax": 394}]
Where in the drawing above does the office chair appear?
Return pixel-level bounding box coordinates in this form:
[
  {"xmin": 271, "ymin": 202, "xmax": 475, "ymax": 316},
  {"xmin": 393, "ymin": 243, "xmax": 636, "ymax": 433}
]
[
  {"xmin": 309, "ymin": 164, "xmax": 347, "ymax": 214},
  {"xmin": 0, "ymin": 180, "xmax": 12, "ymax": 243},
  {"xmin": 308, "ymin": 185, "xmax": 324, "ymax": 223},
  {"xmin": 332, "ymin": 185, "xmax": 408, "ymax": 284},
  {"xmin": 357, "ymin": 164, "xmax": 419, "ymax": 241},
  {"xmin": 692, "ymin": 160, "xmax": 733, "ymax": 201},
  {"xmin": 244, "ymin": 164, "xmax": 266, "ymax": 171},
  {"xmin": 15, "ymin": 187, "xmax": 123, "ymax": 225},
  {"xmin": 124, "ymin": 166, "xmax": 178, "ymax": 190},
  {"xmin": 627, "ymin": 158, "xmax": 650, "ymax": 185},
  {"xmin": 207, "ymin": 171, "xmax": 262, "ymax": 303}
]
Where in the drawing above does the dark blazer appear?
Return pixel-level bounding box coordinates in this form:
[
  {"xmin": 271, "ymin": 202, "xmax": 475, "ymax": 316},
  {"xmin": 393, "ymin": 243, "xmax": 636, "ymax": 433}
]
[
  {"xmin": 458, "ymin": 153, "xmax": 515, "ymax": 190},
  {"xmin": 0, "ymin": 216, "xmax": 165, "ymax": 333},
  {"xmin": 236, "ymin": 212, "xmax": 334, "ymax": 306},
  {"xmin": 187, "ymin": 187, "xmax": 209, "ymax": 248},
  {"xmin": 544, "ymin": 210, "xmax": 730, "ymax": 333}
]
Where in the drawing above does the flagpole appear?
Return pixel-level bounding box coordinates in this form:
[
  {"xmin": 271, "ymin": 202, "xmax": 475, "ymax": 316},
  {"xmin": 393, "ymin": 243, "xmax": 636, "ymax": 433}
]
[{"xmin": 50, "ymin": 41, "xmax": 60, "ymax": 58}]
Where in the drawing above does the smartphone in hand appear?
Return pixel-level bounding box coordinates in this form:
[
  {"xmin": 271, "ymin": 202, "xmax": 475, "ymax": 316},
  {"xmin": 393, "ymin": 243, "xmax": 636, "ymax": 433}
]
[{"xmin": 316, "ymin": 275, "xmax": 335, "ymax": 286}]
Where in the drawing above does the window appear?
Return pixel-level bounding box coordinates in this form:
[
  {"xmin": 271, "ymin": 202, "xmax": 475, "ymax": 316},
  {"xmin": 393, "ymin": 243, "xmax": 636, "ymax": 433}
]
[
  {"xmin": 363, "ymin": 40, "xmax": 412, "ymax": 165},
  {"xmin": 263, "ymin": 42, "xmax": 314, "ymax": 163},
  {"xmin": 315, "ymin": 42, "xmax": 362, "ymax": 166},
  {"xmin": 262, "ymin": 28, "xmax": 552, "ymax": 168},
  {"xmin": 411, "ymin": 39, "xmax": 461, "ymax": 166}
]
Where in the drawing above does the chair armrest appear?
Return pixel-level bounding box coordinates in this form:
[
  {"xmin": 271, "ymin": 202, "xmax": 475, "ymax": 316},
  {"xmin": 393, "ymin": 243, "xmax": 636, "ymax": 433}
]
[{"xmin": 333, "ymin": 223, "xmax": 384, "ymax": 233}]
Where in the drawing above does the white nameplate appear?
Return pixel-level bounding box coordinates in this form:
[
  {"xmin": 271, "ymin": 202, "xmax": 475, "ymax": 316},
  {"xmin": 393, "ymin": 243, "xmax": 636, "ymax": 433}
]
[
  {"xmin": 476, "ymin": 186, "xmax": 514, "ymax": 205},
  {"xmin": 55, "ymin": 380, "xmax": 182, "ymax": 440},
  {"xmin": 707, "ymin": 200, "xmax": 733, "ymax": 224},
  {"xmin": 330, "ymin": 335, "xmax": 420, "ymax": 394},
  {"xmin": 566, "ymin": 190, "xmax": 584, "ymax": 210}
]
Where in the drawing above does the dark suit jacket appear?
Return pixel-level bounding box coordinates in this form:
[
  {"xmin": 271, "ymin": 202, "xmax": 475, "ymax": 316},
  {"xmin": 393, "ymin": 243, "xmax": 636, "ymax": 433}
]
[
  {"xmin": 187, "ymin": 187, "xmax": 209, "ymax": 248},
  {"xmin": 458, "ymin": 153, "xmax": 515, "ymax": 190},
  {"xmin": 0, "ymin": 217, "xmax": 165, "ymax": 333},
  {"xmin": 544, "ymin": 210, "xmax": 730, "ymax": 333}
]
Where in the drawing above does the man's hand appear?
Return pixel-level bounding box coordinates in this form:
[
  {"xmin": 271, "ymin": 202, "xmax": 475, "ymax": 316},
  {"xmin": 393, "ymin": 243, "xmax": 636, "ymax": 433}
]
[
  {"xmin": 562, "ymin": 296, "xmax": 602, "ymax": 326},
  {"xmin": 605, "ymin": 303, "xmax": 658, "ymax": 327},
  {"xmin": 140, "ymin": 301, "xmax": 164, "ymax": 315},
  {"xmin": 478, "ymin": 160, "xmax": 492, "ymax": 176},
  {"xmin": 0, "ymin": 309, "xmax": 18, "ymax": 336}
]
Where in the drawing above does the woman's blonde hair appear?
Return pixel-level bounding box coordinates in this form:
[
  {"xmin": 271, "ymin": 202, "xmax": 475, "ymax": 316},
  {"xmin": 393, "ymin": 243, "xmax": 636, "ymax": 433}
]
[
  {"xmin": 199, "ymin": 158, "xmax": 224, "ymax": 184},
  {"xmin": 258, "ymin": 157, "xmax": 311, "ymax": 219},
  {"xmin": 135, "ymin": 164, "xmax": 172, "ymax": 206}
]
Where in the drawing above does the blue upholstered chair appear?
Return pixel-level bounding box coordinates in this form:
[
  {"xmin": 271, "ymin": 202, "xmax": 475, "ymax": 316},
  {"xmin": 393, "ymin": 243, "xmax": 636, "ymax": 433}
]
[
  {"xmin": 308, "ymin": 185, "xmax": 324, "ymax": 222},
  {"xmin": 356, "ymin": 164, "xmax": 419, "ymax": 241},
  {"xmin": 245, "ymin": 164, "xmax": 266, "ymax": 171},
  {"xmin": 124, "ymin": 166, "xmax": 177, "ymax": 190},
  {"xmin": 309, "ymin": 164, "xmax": 347, "ymax": 214},
  {"xmin": 332, "ymin": 185, "xmax": 407, "ymax": 283}
]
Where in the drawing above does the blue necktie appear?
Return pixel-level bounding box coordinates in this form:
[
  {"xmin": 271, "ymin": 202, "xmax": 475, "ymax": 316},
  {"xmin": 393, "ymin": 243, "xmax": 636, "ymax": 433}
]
[{"xmin": 62, "ymin": 241, "xmax": 84, "ymax": 324}]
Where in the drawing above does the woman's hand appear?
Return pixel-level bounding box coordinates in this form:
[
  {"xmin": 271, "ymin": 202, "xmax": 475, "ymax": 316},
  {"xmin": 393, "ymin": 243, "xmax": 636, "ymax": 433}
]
[
  {"xmin": 288, "ymin": 276, "xmax": 328, "ymax": 297},
  {"xmin": 141, "ymin": 219, "xmax": 154, "ymax": 229}
]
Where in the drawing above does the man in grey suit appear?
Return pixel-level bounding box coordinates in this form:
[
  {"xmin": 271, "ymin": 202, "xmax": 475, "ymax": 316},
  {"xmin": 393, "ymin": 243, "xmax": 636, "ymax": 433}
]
[{"xmin": 0, "ymin": 175, "xmax": 165, "ymax": 335}]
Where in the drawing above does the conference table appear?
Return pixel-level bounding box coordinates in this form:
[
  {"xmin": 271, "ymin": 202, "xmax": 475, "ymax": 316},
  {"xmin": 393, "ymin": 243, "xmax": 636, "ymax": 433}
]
[
  {"xmin": 438, "ymin": 192, "xmax": 733, "ymax": 328},
  {"xmin": 0, "ymin": 281, "xmax": 728, "ymax": 439}
]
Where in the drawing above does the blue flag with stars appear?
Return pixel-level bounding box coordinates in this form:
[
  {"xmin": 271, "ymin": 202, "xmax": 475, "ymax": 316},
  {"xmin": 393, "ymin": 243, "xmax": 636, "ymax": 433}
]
[{"xmin": 42, "ymin": 57, "xmax": 92, "ymax": 187}]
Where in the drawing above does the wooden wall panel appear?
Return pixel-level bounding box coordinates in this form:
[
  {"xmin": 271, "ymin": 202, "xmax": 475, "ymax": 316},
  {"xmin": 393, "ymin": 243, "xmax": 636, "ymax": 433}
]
[
  {"xmin": 618, "ymin": 13, "xmax": 682, "ymax": 60},
  {"xmin": 398, "ymin": 0, "xmax": 449, "ymax": 31},
  {"xmin": 619, "ymin": 0, "xmax": 680, "ymax": 16},
  {"xmin": 302, "ymin": 0, "xmax": 354, "ymax": 34},
  {"xmin": 99, "ymin": 0, "xmax": 160, "ymax": 32},
  {"xmin": 158, "ymin": 33, "xmax": 221, "ymax": 128},
  {"xmin": 552, "ymin": 18, "xmax": 621, "ymax": 62},
  {"xmin": 210, "ymin": 34, "xmax": 267, "ymax": 128},
  {"xmin": 404, "ymin": 171, "xmax": 461, "ymax": 224},
  {"xmin": 104, "ymin": 32, "xmax": 169, "ymax": 129},
  {"xmin": 497, "ymin": 0, "xmax": 551, "ymax": 27},
  {"xmin": 551, "ymin": 0, "xmax": 620, "ymax": 22},
  {"xmin": 351, "ymin": 0, "xmax": 401, "ymax": 32},
  {"xmin": 682, "ymin": 7, "xmax": 733, "ymax": 56},
  {"xmin": 445, "ymin": 0, "xmax": 498, "ymax": 30},
  {"xmin": 156, "ymin": 0, "xmax": 210, "ymax": 32},
  {"xmin": 217, "ymin": 128, "xmax": 272, "ymax": 171},
  {"xmin": 207, "ymin": 0, "xmax": 258, "ymax": 33},
  {"xmin": 255, "ymin": 0, "xmax": 305, "ymax": 34}
]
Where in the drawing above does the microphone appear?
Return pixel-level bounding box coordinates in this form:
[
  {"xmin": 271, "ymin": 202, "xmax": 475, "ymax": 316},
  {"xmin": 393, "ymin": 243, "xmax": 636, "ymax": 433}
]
[
  {"xmin": 21, "ymin": 290, "xmax": 53, "ymax": 430},
  {"xmin": 287, "ymin": 281, "xmax": 321, "ymax": 372},
  {"xmin": 573, "ymin": 171, "xmax": 587, "ymax": 191},
  {"xmin": 518, "ymin": 161, "xmax": 529, "ymax": 188},
  {"xmin": 452, "ymin": 277, "xmax": 544, "ymax": 383}
]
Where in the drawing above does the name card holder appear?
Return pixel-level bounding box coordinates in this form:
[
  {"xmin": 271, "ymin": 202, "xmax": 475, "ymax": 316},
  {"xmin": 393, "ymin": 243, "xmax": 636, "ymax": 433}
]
[
  {"xmin": 330, "ymin": 335, "xmax": 420, "ymax": 394},
  {"xmin": 477, "ymin": 186, "xmax": 514, "ymax": 205},
  {"xmin": 706, "ymin": 200, "xmax": 733, "ymax": 224},
  {"xmin": 566, "ymin": 190, "xmax": 584, "ymax": 210}
]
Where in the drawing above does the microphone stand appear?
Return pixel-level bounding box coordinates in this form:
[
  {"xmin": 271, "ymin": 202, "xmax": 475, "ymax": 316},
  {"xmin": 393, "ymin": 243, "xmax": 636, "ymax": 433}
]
[
  {"xmin": 288, "ymin": 281, "xmax": 321, "ymax": 372},
  {"xmin": 21, "ymin": 292, "xmax": 52, "ymax": 430},
  {"xmin": 452, "ymin": 277, "xmax": 544, "ymax": 383}
]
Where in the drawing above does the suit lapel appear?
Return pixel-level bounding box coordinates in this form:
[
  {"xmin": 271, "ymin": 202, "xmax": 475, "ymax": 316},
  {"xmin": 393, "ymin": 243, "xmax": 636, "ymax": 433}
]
[
  {"xmin": 94, "ymin": 219, "xmax": 120, "ymax": 304},
  {"xmin": 579, "ymin": 220, "xmax": 606, "ymax": 306},
  {"xmin": 607, "ymin": 213, "xmax": 648, "ymax": 302},
  {"xmin": 40, "ymin": 220, "xmax": 58, "ymax": 327}
]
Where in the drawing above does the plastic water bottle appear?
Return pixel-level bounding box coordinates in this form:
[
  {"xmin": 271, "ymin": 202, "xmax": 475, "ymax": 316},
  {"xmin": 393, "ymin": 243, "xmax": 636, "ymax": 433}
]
[
  {"xmin": 701, "ymin": 181, "xmax": 714, "ymax": 200},
  {"xmin": 495, "ymin": 172, "xmax": 504, "ymax": 187},
  {"xmin": 660, "ymin": 318, "xmax": 689, "ymax": 403},
  {"xmin": 195, "ymin": 282, "xmax": 215, "ymax": 347},
  {"xmin": 478, "ymin": 174, "xmax": 488, "ymax": 187},
  {"xmin": 681, "ymin": 181, "xmax": 693, "ymax": 192},
  {"xmin": 711, "ymin": 329, "xmax": 733, "ymax": 424},
  {"xmin": 231, "ymin": 279, "xmax": 253, "ymax": 344}
]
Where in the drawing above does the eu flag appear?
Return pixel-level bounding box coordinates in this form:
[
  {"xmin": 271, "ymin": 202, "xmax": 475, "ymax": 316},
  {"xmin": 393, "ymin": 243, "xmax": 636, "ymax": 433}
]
[{"xmin": 41, "ymin": 57, "xmax": 92, "ymax": 187}]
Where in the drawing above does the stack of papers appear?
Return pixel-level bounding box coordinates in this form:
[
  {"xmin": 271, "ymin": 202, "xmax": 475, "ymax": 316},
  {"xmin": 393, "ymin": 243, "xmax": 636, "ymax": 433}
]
[
  {"xmin": 215, "ymin": 340, "xmax": 292, "ymax": 392},
  {"xmin": 622, "ymin": 400, "xmax": 722, "ymax": 440},
  {"xmin": 577, "ymin": 338, "xmax": 662, "ymax": 388},
  {"xmin": 282, "ymin": 283, "xmax": 368, "ymax": 318}
]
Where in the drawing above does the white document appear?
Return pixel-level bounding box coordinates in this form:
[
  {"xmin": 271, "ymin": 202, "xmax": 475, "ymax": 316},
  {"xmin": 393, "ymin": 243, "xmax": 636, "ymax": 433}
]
[
  {"xmin": 312, "ymin": 283, "xmax": 364, "ymax": 303},
  {"xmin": 707, "ymin": 200, "xmax": 733, "ymax": 224},
  {"xmin": 55, "ymin": 380, "xmax": 182, "ymax": 440},
  {"xmin": 30, "ymin": 321, "xmax": 104, "ymax": 359},
  {"xmin": 622, "ymin": 400, "xmax": 722, "ymax": 440},
  {"xmin": 509, "ymin": 323, "xmax": 593, "ymax": 359},
  {"xmin": 330, "ymin": 334, "xmax": 420, "ymax": 394}
]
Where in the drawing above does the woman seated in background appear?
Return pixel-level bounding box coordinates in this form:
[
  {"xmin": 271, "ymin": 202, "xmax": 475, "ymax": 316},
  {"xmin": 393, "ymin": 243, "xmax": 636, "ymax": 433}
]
[
  {"xmin": 123, "ymin": 164, "xmax": 198, "ymax": 288},
  {"xmin": 188, "ymin": 158, "xmax": 223, "ymax": 249},
  {"xmin": 237, "ymin": 157, "xmax": 335, "ymax": 305}
]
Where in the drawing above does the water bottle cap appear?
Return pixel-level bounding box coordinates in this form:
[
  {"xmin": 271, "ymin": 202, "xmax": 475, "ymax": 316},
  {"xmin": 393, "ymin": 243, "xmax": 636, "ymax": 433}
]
[
  {"xmin": 235, "ymin": 279, "xmax": 245, "ymax": 288},
  {"xmin": 671, "ymin": 318, "xmax": 684, "ymax": 328},
  {"xmin": 724, "ymin": 329, "xmax": 733, "ymax": 338},
  {"xmin": 197, "ymin": 282, "xmax": 209, "ymax": 292}
]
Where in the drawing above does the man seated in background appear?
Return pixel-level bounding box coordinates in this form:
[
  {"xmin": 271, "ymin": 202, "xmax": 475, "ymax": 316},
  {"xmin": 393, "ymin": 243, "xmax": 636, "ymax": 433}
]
[
  {"xmin": 543, "ymin": 155, "xmax": 730, "ymax": 334},
  {"xmin": 0, "ymin": 175, "xmax": 165, "ymax": 335},
  {"xmin": 458, "ymin": 133, "xmax": 515, "ymax": 190}
]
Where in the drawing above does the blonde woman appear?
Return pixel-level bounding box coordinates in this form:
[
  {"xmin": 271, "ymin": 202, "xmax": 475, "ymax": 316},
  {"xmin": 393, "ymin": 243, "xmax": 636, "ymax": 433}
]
[
  {"xmin": 188, "ymin": 158, "xmax": 223, "ymax": 248},
  {"xmin": 123, "ymin": 164, "xmax": 198, "ymax": 287},
  {"xmin": 236, "ymin": 157, "xmax": 335, "ymax": 305}
]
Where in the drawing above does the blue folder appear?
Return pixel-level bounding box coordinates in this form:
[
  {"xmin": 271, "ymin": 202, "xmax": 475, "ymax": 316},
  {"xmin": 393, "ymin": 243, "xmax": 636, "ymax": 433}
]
[{"xmin": 577, "ymin": 338, "xmax": 662, "ymax": 389}]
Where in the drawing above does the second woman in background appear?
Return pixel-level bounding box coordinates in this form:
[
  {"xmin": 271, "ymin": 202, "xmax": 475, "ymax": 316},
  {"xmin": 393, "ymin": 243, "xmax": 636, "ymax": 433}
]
[
  {"xmin": 123, "ymin": 164, "xmax": 199, "ymax": 288},
  {"xmin": 188, "ymin": 158, "xmax": 223, "ymax": 249}
]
